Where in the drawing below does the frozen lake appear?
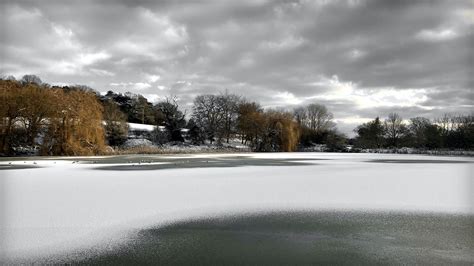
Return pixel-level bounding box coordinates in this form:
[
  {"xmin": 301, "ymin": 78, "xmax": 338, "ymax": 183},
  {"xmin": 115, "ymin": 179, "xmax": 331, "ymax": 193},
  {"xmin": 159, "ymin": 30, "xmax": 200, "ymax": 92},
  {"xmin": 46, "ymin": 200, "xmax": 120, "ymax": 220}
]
[{"xmin": 1, "ymin": 153, "xmax": 473, "ymax": 264}]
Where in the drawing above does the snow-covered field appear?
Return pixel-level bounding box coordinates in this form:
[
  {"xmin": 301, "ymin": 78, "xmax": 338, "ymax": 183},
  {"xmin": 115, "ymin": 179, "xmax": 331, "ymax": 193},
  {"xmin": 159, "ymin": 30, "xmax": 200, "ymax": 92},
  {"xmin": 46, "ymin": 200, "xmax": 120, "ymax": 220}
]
[{"xmin": 0, "ymin": 153, "xmax": 472, "ymax": 263}]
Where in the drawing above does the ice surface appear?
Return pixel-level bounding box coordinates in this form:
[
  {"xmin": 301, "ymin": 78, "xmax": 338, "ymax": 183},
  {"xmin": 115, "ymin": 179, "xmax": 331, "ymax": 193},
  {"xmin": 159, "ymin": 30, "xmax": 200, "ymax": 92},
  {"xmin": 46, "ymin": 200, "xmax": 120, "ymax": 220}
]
[{"xmin": 0, "ymin": 152, "xmax": 472, "ymax": 261}]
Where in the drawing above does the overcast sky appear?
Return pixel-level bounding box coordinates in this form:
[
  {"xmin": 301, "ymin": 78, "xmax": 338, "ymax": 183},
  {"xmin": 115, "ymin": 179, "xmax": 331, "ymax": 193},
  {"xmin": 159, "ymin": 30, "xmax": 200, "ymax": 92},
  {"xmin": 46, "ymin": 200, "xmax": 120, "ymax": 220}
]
[{"xmin": 1, "ymin": 0, "xmax": 473, "ymax": 134}]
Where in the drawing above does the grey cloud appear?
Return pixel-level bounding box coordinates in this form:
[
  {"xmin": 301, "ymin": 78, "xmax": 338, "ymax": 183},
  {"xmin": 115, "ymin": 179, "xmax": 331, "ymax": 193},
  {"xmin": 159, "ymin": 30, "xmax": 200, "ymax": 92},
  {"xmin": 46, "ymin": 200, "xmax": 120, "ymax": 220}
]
[{"xmin": 1, "ymin": 0, "xmax": 472, "ymax": 135}]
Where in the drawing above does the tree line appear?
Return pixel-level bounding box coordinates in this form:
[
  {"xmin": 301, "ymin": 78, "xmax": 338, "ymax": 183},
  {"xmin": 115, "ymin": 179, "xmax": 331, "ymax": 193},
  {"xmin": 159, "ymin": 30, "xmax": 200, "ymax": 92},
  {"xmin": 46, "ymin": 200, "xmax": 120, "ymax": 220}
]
[
  {"xmin": 1, "ymin": 75, "xmax": 472, "ymax": 155},
  {"xmin": 103, "ymin": 91, "xmax": 304, "ymax": 152},
  {"xmin": 353, "ymin": 113, "xmax": 473, "ymax": 150}
]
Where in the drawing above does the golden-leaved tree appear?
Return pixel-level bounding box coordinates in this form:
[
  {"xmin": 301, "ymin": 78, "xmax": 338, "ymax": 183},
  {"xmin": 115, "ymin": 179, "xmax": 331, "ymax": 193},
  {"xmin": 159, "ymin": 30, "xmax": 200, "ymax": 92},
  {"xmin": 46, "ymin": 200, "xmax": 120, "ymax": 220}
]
[
  {"xmin": 236, "ymin": 102, "xmax": 300, "ymax": 152},
  {"xmin": 0, "ymin": 80, "xmax": 23, "ymax": 154},
  {"xmin": 17, "ymin": 83, "xmax": 56, "ymax": 146},
  {"xmin": 262, "ymin": 111, "xmax": 300, "ymax": 152},
  {"xmin": 1, "ymin": 79, "xmax": 107, "ymax": 156},
  {"xmin": 237, "ymin": 101, "xmax": 265, "ymax": 145},
  {"xmin": 41, "ymin": 89, "xmax": 106, "ymax": 155}
]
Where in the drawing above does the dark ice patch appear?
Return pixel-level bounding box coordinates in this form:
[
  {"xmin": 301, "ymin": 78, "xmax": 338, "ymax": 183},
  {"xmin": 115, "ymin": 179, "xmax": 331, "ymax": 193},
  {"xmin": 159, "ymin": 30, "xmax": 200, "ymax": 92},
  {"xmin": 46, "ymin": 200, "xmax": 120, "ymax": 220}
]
[
  {"xmin": 368, "ymin": 159, "xmax": 472, "ymax": 164},
  {"xmin": 0, "ymin": 164, "xmax": 42, "ymax": 170},
  {"xmin": 48, "ymin": 211, "xmax": 474, "ymax": 265},
  {"xmin": 93, "ymin": 157, "xmax": 322, "ymax": 171}
]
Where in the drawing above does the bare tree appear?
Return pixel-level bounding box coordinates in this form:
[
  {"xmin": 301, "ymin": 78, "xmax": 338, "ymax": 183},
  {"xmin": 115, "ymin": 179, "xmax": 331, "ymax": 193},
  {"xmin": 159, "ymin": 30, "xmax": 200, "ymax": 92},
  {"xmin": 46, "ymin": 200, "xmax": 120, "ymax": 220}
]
[
  {"xmin": 1, "ymin": 75, "xmax": 16, "ymax": 81},
  {"xmin": 191, "ymin": 93, "xmax": 241, "ymax": 144},
  {"xmin": 20, "ymin": 74, "xmax": 42, "ymax": 85},
  {"xmin": 294, "ymin": 103, "xmax": 335, "ymax": 145},
  {"xmin": 409, "ymin": 117, "xmax": 431, "ymax": 148},
  {"xmin": 295, "ymin": 103, "xmax": 334, "ymax": 133},
  {"xmin": 435, "ymin": 113, "xmax": 461, "ymax": 136},
  {"xmin": 293, "ymin": 106, "xmax": 307, "ymax": 126},
  {"xmin": 192, "ymin": 94, "xmax": 225, "ymax": 144},
  {"xmin": 384, "ymin": 113, "xmax": 408, "ymax": 148},
  {"xmin": 218, "ymin": 92, "xmax": 241, "ymax": 143},
  {"xmin": 307, "ymin": 103, "xmax": 334, "ymax": 133}
]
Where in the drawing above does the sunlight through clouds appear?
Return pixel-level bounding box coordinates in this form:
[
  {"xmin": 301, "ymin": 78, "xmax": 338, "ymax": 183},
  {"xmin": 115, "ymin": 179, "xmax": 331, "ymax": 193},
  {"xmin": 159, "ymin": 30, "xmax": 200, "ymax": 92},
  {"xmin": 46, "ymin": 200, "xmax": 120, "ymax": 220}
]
[
  {"xmin": 274, "ymin": 91, "xmax": 303, "ymax": 105},
  {"xmin": 307, "ymin": 75, "xmax": 430, "ymax": 109},
  {"xmin": 416, "ymin": 28, "xmax": 459, "ymax": 42}
]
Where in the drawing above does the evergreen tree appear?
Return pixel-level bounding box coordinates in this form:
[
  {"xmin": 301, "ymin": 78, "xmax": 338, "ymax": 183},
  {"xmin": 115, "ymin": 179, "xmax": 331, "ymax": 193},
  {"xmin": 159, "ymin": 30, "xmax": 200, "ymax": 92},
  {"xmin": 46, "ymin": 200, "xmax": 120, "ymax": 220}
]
[
  {"xmin": 354, "ymin": 117, "xmax": 384, "ymax": 148},
  {"xmin": 154, "ymin": 97, "xmax": 186, "ymax": 142},
  {"xmin": 103, "ymin": 100, "xmax": 129, "ymax": 146}
]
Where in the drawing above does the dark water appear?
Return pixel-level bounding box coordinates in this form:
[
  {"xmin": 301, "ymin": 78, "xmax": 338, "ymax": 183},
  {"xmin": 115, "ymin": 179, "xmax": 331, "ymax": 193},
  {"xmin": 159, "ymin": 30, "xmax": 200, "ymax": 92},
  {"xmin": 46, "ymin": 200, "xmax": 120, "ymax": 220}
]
[
  {"xmin": 49, "ymin": 211, "xmax": 473, "ymax": 265},
  {"xmin": 368, "ymin": 159, "xmax": 472, "ymax": 164}
]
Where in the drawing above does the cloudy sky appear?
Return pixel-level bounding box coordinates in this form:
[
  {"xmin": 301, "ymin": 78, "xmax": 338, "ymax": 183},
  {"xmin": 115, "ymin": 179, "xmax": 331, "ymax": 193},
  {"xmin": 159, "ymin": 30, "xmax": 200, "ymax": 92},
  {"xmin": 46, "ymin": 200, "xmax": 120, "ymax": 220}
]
[{"xmin": 1, "ymin": 0, "xmax": 473, "ymax": 134}]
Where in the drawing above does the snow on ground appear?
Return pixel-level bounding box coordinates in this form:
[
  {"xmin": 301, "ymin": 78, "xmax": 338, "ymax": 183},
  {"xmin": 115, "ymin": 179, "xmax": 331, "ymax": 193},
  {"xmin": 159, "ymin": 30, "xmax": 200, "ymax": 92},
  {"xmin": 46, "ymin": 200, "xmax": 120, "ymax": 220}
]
[
  {"xmin": 159, "ymin": 141, "xmax": 251, "ymax": 153},
  {"xmin": 0, "ymin": 152, "xmax": 472, "ymax": 261},
  {"xmin": 127, "ymin": 122, "xmax": 156, "ymax": 131},
  {"xmin": 120, "ymin": 138, "xmax": 251, "ymax": 152},
  {"xmin": 123, "ymin": 138, "xmax": 155, "ymax": 148}
]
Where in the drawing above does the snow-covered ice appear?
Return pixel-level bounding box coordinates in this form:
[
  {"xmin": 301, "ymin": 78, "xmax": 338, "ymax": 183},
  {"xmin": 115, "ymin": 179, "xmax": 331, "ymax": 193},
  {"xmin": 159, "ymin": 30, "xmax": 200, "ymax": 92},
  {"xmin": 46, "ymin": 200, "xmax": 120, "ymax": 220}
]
[{"xmin": 0, "ymin": 152, "xmax": 472, "ymax": 261}]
